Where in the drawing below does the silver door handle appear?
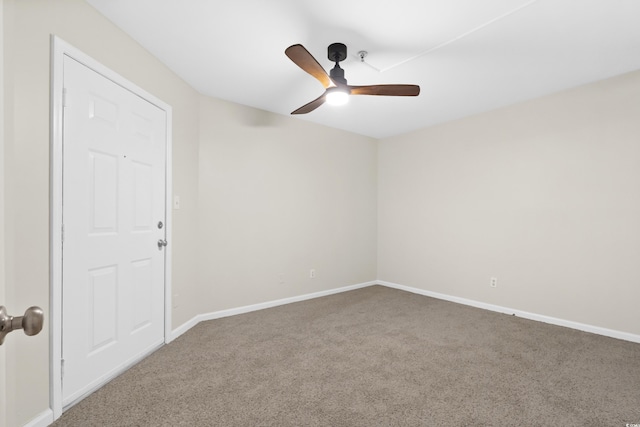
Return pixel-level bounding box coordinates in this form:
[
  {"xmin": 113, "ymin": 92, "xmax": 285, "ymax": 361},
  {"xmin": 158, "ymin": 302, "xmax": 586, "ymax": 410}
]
[
  {"xmin": 0, "ymin": 306, "xmax": 44, "ymax": 345},
  {"xmin": 157, "ymin": 239, "xmax": 168, "ymax": 249}
]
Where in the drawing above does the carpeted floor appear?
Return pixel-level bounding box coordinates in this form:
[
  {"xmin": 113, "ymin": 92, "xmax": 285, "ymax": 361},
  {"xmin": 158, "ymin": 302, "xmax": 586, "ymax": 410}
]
[{"xmin": 52, "ymin": 285, "xmax": 640, "ymax": 426}]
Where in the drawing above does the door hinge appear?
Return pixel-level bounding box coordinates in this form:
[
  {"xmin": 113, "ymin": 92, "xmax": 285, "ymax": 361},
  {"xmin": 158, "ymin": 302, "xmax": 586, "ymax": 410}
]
[
  {"xmin": 61, "ymin": 224, "xmax": 65, "ymax": 243},
  {"xmin": 63, "ymin": 88, "xmax": 69, "ymax": 108},
  {"xmin": 61, "ymin": 358, "xmax": 65, "ymax": 379}
]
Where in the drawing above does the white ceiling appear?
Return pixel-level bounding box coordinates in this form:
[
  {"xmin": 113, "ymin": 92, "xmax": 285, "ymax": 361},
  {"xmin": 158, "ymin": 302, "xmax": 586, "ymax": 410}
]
[{"xmin": 86, "ymin": 0, "xmax": 640, "ymax": 139}]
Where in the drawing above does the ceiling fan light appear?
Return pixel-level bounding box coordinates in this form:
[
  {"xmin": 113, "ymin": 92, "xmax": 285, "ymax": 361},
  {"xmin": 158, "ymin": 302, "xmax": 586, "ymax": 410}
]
[{"xmin": 326, "ymin": 88, "xmax": 349, "ymax": 106}]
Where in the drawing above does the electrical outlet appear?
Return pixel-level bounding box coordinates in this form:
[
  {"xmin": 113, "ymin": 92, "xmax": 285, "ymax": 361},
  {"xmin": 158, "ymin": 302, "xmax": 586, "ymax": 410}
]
[
  {"xmin": 490, "ymin": 277, "xmax": 498, "ymax": 288},
  {"xmin": 309, "ymin": 269, "xmax": 316, "ymax": 279}
]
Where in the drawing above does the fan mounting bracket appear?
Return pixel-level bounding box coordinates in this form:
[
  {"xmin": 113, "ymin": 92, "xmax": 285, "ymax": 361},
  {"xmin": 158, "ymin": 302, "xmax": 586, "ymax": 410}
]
[{"xmin": 328, "ymin": 43, "xmax": 347, "ymax": 63}]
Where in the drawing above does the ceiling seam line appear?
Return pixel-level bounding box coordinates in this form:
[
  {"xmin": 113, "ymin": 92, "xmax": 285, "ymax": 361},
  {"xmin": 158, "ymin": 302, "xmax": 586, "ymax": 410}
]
[{"xmin": 376, "ymin": 0, "xmax": 540, "ymax": 73}]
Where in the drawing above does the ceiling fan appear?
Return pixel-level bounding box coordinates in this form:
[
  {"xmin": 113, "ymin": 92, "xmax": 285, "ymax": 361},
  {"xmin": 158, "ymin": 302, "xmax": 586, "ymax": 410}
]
[{"xmin": 285, "ymin": 43, "xmax": 420, "ymax": 115}]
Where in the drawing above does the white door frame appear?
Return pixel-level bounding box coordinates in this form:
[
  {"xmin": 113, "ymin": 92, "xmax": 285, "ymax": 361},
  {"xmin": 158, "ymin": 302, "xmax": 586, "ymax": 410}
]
[{"xmin": 50, "ymin": 36, "xmax": 173, "ymax": 420}]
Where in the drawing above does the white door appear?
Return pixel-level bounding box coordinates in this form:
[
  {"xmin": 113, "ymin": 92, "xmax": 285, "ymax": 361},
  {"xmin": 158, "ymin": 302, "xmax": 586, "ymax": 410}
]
[{"xmin": 62, "ymin": 56, "xmax": 167, "ymax": 406}]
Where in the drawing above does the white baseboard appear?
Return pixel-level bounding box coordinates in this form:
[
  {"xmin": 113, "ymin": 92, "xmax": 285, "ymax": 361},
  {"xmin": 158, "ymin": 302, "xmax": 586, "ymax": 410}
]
[
  {"xmin": 170, "ymin": 281, "xmax": 377, "ymax": 341},
  {"xmin": 23, "ymin": 409, "xmax": 53, "ymax": 427},
  {"xmin": 169, "ymin": 315, "xmax": 199, "ymax": 343},
  {"xmin": 377, "ymin": 280, "xmax": 640, "ymax": 344},
  {"xmin": 172, "ymin": 278, "xmax": 639, "ymax": 346}
]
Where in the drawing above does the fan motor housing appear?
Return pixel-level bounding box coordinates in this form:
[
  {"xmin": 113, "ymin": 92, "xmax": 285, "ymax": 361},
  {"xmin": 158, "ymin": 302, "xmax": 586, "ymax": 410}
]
[
  {"xmin": 329, "ymin": 65, "xmax": 346, "ymax": 85},
  {"xmin": 328, "ymin": 43, "xmax": 347, "ymax": 63}
]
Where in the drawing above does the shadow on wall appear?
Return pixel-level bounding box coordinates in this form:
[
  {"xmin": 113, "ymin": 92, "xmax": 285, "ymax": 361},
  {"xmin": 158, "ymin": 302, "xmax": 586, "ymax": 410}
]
[{"xmin": 238, "ymin": 107, "xmax": 280, "ymax": 128}]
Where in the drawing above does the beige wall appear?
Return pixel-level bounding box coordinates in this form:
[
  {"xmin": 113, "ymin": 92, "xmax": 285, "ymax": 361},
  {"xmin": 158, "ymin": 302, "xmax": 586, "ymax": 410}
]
[
  {"xmin": 1, "ymin": 1, "xmax": 7, "ymax": 425},
  {"xmin": 378, "ymin": 70, "xmax": 640, "ymax": 336},
  {"xmin": 198, "ymin": 97, "xmax": 378, "ymax": 312}
]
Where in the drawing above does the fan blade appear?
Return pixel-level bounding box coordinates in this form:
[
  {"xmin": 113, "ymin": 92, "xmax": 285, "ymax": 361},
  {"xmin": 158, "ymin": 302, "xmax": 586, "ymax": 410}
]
[
  {"xmin": 285, "ymin": 44, "xmax": 333, "ymax": 89},
  {"xmin": 291, "ymin": 92, "xmax": 327, "ymax": 115},
  {"xmin": 349, "ymin": 84, "xmax": 420, "ymax": 96}
]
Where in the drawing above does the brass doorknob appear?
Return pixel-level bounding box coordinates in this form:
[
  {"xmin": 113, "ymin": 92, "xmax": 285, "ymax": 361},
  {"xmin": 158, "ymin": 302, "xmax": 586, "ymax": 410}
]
[{"xmin": 0, "ymin": 305, "xmax": 44, "ymax": 345}]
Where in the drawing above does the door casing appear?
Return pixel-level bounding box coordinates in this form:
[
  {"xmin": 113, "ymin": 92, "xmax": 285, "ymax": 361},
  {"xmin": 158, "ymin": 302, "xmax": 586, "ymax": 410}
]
[{"xmin": 50, "ymin": 36, "xmax": 173, "ymax": 420}]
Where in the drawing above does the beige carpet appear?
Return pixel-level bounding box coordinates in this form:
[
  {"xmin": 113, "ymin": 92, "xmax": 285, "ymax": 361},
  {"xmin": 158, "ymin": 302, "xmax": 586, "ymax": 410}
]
[{"xmin": 52, "ymin": 285, "xmax": 640, "ymax": 426}]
